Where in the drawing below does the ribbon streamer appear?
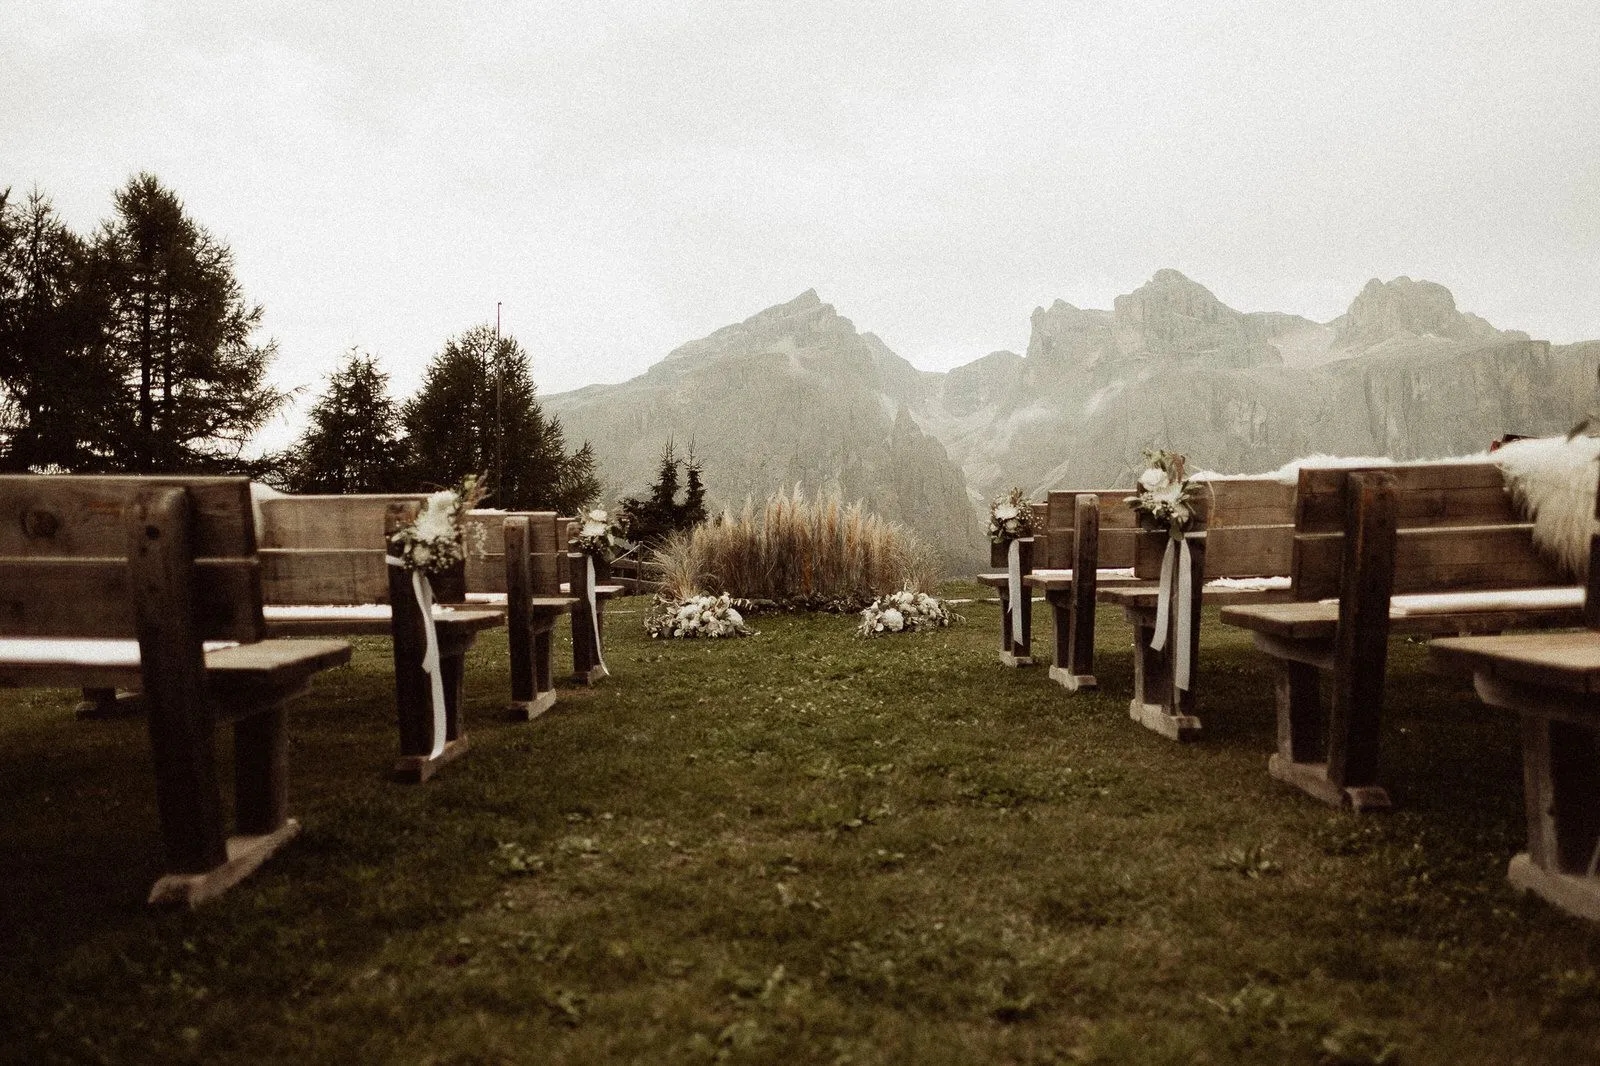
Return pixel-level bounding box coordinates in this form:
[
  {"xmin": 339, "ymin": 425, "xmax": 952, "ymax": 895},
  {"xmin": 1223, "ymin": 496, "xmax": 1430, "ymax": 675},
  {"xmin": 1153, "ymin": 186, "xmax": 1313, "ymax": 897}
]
[
  {"xmin": 1006, "ymin": 537, "xmax": 1023, "ymax": 655},
  {"xmin": 586, "ymin": 554, "xmax": 610, "ymax": 680},
  {"xmin": 388, "ymin": 557, "xmax": 448, "ymax": 759},
  {"xmin": 1147, "ymin": 533, "xmax": 1196, "ymax": 692}
]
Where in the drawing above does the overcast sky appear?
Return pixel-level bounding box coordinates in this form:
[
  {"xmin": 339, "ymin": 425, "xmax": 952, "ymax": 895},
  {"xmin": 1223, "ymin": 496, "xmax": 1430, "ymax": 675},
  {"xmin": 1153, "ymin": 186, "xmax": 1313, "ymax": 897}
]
[{"xmin": 5, "ymin": 0, "xmax": 1598, "ymax": 447}]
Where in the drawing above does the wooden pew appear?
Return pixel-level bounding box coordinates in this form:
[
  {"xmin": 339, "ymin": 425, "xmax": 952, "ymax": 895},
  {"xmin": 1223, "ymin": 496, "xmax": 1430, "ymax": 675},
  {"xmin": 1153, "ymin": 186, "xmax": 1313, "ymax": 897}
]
[
  {"xmin": 561, "ymin": 515, "xmax": 625, "ymax": 685},
  {"xmin": 0, "ymin": 475, "xmax": 351, "ymax": 905},
  {"xmin": 1103, "ymin": 477, "xmax": 1297, "ymax": 740},
  {"xmin": 1020, "ymin": 490, "xmax": 1147, "ymax": 688},
  {"xmin": 1221, "ymin": 462, "xmax": 1585, "ymax": 810},
  {"xmin": 1429, "ymin": 463, "xmax": 1600, "ymax": 921},
  {"xmin": 464, "ymin": 510, "xmax": 578, "ymax": 719},
  {"xmin": 255, "ymin": 494, "xmax": 504, "ymax": 783}
]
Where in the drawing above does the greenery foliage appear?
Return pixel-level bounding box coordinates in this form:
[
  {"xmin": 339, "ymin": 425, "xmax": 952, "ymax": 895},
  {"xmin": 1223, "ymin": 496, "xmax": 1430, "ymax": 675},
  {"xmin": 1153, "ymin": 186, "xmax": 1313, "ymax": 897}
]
[
  {"xmin": 648, "ymin": 486, "xmax": 938, "ymax": 608},
  {"xmin": 402, "ymin": 325, "xmax": 598, "ymax": 511}
]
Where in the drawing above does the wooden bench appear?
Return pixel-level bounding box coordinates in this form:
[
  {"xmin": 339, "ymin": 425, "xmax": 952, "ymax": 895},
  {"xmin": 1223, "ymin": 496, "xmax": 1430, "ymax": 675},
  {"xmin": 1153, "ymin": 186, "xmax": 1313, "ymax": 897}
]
[
  {"xmin": 256, "ymin": 494, "xmax": 504, "ymax": 783},
  {"xmin": 1020, "ymin": 491, "xmax": 1148, "ymax": 688},
  {"xmin": 1103, "ymin": 477, "xmax": 1296, "ymax": 740},
  {"xmin": 1221, "ymin": 463, "xmax": 1585, "ymax": 810},
  {"xmin": 560, "ymin": 515, "xmax": 625, "ymax": 685},
  {"xmin": 464, "ymin": 509, "xmax": 577, "ymax": 719},
  {"xmin": 977, "ymin": 490, "xmax": 1142, "ymax": 674},
  {"xmin": 1429, "ymin": 463, "xmax": 1600, "ymax": 921},
  {"xmin": 0, "ymin": 475, "xmax": 351, "ymax": 905}
]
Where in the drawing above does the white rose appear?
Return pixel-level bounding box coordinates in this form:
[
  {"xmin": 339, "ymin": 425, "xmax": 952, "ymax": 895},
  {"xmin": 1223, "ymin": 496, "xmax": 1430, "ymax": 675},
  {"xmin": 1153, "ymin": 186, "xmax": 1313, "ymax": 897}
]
[
  {"xmin": 411, "ymin": 544, "xmax": 432, "ymax": 567},
  {"xmin": 1138, "ymin": 467, "xmax": 1168, "ymax": 492},
  {"xmin": 993, "ymin": 503, "xmax": 1018, "ymax": 522},
  {"xmin": 882, "ymin": 608, "xmax": 905, "ymax": 631}
]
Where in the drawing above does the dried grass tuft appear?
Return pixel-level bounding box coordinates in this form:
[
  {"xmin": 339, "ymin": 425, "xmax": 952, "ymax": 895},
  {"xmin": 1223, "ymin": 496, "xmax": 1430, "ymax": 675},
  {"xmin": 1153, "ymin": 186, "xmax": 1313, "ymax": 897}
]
[{"xmin": 646, "ymin": 486, "xmax": 939, "ymax": 604}]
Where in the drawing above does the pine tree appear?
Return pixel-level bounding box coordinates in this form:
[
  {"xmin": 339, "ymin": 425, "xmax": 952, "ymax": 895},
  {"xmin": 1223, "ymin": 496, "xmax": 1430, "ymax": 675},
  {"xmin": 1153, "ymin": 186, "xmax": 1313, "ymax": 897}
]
[
  {"xmin": 556, "ymin": 441, "xmax": 602, "ymax": 515},
  {"xmin": 90, "ymin": 173, "xmax": 286, "ymax": 471},
  {"xmin": 402, "ymin": 325, "xmax": 591, "ymax": 511},
  {"xmin": 618, "ymin": 441, "xmax": 708, "ymax": 546},
  {"xmin": 282, "ymin": 349, "xmax": 403, "ymax": 493},
  {"xmin": 0, "ymin": 187, "xmax": 122, "ymax": 471}
]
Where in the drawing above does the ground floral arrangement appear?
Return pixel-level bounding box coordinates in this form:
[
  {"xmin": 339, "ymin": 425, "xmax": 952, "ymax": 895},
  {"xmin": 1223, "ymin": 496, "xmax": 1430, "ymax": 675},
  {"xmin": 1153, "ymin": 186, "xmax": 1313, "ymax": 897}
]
[
  {"xmin": 1127, "ymin": 448, "xmax": 1202, "ymax": 536},
  {"xmin": 644, "ymin": 593, "xmax": 755, "ymax": 639},
  {"xmin": 388, "ymin": 474, "xmax": 487, "ymax": 573},
  {"xmin": 987, "ymin": 487, "xmax": 1036, "ymax": 544},
  {"xmin": 856, "ymin": 589, "xmax": 960, "ymax": 636}
]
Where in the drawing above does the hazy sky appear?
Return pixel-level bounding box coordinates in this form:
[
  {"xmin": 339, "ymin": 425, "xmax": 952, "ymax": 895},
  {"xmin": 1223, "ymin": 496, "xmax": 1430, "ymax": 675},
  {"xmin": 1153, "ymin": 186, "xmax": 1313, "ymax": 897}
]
[{"xmin": 5, "ymin": 0, "xmax": 1598, "ymax": 447}]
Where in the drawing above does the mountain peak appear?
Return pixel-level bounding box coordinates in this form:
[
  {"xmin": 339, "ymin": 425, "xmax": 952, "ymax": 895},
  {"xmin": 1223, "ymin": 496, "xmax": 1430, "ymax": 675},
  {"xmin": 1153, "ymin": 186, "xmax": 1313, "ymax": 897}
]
[
  {"xmin": 663, "ymin": 289, "xmax": 848, "ymax": 364},
  {"xmin": 1334, "ymin": 276, "xmax": 1499, "ymax": 349}
]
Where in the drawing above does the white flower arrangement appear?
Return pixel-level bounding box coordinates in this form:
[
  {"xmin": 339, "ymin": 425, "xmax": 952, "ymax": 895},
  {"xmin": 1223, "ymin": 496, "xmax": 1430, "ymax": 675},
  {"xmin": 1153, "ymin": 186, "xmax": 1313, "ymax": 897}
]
[
  {"xmin": 1126, "ymin": 449, "xmax": 1202, "ymax": 537},
  {"xmin": 574, "ymin": 505, "xmax": 630, "ymax": 559},
  {"xmin": 856, "ymin": 590, "xmax": 960, "ymax": 636},
  {"xmin": 389, "ymin": 474, "xmax": 487, "ymax": 574},
  {"xmin": 987, "ymin": 487, "xmax": 1036, "ymax": 545},
  {"xmin": 644, "ymin": 593, "xmax": 754, "ymax": 639}
]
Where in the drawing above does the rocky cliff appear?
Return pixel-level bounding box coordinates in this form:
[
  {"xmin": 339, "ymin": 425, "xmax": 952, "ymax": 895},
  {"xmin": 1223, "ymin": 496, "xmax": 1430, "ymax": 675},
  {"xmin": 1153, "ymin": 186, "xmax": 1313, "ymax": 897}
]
[
  {"xmin": 915, "ymin": 272, "xmax": 1600, "ymax": 500},
  {"xmin": 543, "ymin": 291, "xmax": 983, "ymax": 568}
]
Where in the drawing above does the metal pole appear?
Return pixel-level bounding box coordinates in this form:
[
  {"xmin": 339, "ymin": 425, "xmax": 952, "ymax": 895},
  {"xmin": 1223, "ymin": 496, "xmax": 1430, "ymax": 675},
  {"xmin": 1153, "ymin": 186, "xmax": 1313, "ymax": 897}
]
[{"xmin": 495, "ymin": 303, "xmax": 504, "ymax": 501}]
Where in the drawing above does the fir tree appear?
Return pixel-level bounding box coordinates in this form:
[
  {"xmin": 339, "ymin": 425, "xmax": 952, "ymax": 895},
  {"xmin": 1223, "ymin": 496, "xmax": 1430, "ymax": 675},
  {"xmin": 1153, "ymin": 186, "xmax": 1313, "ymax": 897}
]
[
  {"xmin": 402, "ymin": 324, "xmax": 592, "ymax": 511},
  {"xmin": 618, "ymin": 440, "xmax": 708, "ymax": 545},
  {"xmin": 90, "ymin": 173, "xmax": 286, "ymax": 471},
  {"xmin": 0, "ymin": 187, "xmax": 122, "ymax": 471},
  {"xmin": 282, "ymin": 348, "xmax": 403, "ymax": 493}
]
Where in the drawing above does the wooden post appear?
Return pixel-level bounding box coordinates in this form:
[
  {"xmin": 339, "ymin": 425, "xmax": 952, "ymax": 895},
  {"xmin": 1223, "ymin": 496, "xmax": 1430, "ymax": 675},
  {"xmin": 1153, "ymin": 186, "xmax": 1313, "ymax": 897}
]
[
  {"xmin": 128, "ymin": 488, "xmax": 228, "ymax": 875},
  {"xmin": 1065, "ymin": 494, "xmax": 1099, "ymax": 687},
  {"xmin": 1326, "ymin": 470, "xmax": 1398, "ymax": 807},
  {"xmin": 504, "ymin": 517, "xmax": 537, "ymax": 712}
]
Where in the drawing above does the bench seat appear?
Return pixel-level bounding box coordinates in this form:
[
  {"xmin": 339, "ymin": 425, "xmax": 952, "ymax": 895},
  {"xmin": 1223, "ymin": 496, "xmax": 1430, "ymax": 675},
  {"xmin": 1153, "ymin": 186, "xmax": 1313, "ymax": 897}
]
[
  {"xmin": 0, "ymin": 637, "xmax": 348, "ymax": 693},
  {"xmin": 263, "ymin": 605, "xmax": 505, "ymax": 639},
  {"xmin": 1432, "ymin": 631, "xmax": 1600, "ymax": 696},
  {"xmin": 1222, "ymin": 590, "xmax": 1584, "ymax": 641}
]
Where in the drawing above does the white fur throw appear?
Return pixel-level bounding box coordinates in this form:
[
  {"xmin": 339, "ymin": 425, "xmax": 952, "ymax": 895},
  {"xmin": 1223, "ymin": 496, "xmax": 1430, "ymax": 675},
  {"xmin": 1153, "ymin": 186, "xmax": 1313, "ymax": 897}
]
[{"xmin": 1491, "ymin": 435, "xmax": 1600, "ymax": 579}]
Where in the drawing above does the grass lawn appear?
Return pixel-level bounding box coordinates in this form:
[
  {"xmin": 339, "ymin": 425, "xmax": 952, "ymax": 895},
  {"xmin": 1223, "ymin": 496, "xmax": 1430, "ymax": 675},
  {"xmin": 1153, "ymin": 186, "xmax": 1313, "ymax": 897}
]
[{"xmin": 3, "ymin": 584, "xmax": 1600, "ymax": 1064}]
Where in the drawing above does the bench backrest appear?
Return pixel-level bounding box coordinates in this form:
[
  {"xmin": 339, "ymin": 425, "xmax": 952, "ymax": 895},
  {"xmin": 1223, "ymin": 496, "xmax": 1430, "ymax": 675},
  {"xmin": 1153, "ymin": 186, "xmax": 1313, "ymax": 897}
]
[
  {"xmin": 1289, "ymin": 462, "xmax": 1567, "ymax": 601},
  {"xmin": 256, "ymin": 493, "xmax": 431, "ymax": 605},
  {"xmin": 1133, "ymin": 477, "xmax": 1298, "ymax": 580},
  {"xmin": 0, "ymin": 475, "xmax": 265, "ymax": 641},
  {"xmin": 463, "ymin": 509, "xmax": 564, "ymax": 596},
  {"xmin": 1043, "ymin": 490, "xmax": 1136, "ymax": 570}
]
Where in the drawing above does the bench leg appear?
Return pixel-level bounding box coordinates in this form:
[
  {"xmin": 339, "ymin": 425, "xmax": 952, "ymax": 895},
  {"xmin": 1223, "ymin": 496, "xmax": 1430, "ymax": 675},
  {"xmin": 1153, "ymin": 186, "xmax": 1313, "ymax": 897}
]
[
  {"xmin": 392, "ymin": 631, "xmax": 475, "ymax": 785},
  {"xmin": 1046, "ymin": 590, "xmax": 1097, "ymax": 691},
  {"xmin": 1124, "ymin": 604, "xmax": 1201, "ymax": 742},
  {"xmin": 234, "ymin": 705, "xmax": 290, "ymax": 835},
  {"xmin": 1473, "ymin": 678, "xmax": 1600, "ymax": 921},
  {"xmin": 509, "ymin": 617, "xmax": 559, "ymax": 720}
]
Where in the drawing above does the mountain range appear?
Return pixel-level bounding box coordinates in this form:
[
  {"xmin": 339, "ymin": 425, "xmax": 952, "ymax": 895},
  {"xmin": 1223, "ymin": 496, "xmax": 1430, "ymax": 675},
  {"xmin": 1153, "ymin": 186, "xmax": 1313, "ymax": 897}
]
[{"xmin": 545, "ymin": 273, "xmax": 1600, "ymax": 570}]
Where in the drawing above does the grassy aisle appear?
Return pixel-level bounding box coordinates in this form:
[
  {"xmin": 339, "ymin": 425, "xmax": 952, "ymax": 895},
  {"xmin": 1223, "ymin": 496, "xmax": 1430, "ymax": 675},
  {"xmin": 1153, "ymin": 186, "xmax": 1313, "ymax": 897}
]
[{"xmin": 3, "ymin": 586, "xmax": 1599, "ymax": 1064}]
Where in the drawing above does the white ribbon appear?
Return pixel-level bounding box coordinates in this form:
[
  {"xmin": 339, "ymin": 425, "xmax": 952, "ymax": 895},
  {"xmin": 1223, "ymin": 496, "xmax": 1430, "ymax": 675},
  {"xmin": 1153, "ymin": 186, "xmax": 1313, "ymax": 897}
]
[
  {"xmin": 388, "ymin": 558, "xmax": 448, "ymax": 759},
  {"xmin": 1147, "ymin": 533, "xmax": 1196, "ymax": 691},
  {"xmin": 586, "ymin": 554, "xmax": 609, "ymax": 680},
  {"xmin": 1006, "ymin": 537, "xmax": 1023, "ymax": 654}
]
